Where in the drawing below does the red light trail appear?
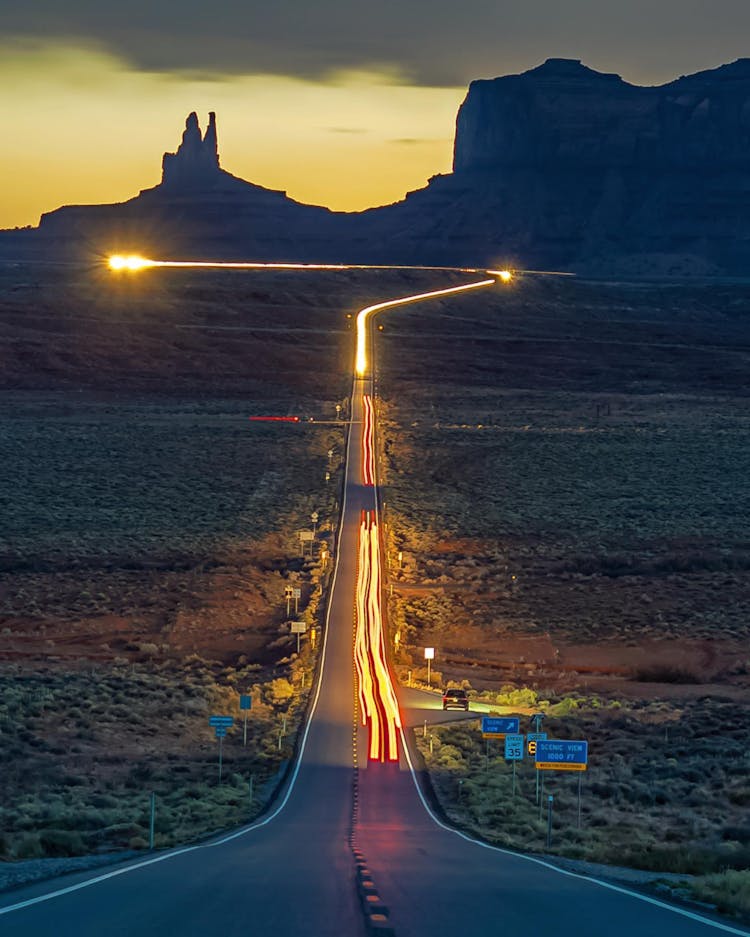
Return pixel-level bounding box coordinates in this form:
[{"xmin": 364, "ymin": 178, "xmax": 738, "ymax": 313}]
[
  {"xmin": 355, "ymin": 510, "xmax": 401, "ymax": 762},
  {"xmin": 362, "ymin": 394, "xmax": 375, "ymax": 486}
]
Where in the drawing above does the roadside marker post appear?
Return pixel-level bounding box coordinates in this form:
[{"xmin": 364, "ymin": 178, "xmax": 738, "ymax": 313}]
[
  {"xmin": 284, "ymin": 585, "xmax": 293, "ymax": 616},
  {"xmin": 424, "ymin": 647, "xmax": 435, "ymax": 687},
  {"xmin": 240, "ymin": 695, "xmax": 252, "ymax": 746},
  {"xmin": 547, "ymin": 794, "xmax": 554, "ymax": 849},
  {"xmin": 149, "ymin": 792, "xmax": 155, "ymax": 850}
]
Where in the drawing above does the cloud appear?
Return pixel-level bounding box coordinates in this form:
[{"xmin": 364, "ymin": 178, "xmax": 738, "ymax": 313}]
[
  {"xmin": 2, "ymin": 0, "xmax": 750, "ymax": 87},
  {"xmin": 390, "ymin": 137, "xmax": 449, "ymax": 146}
]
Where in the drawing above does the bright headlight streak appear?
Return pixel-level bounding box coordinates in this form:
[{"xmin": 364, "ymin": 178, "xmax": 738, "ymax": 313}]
[
  {"xmin": 108, "ymin": 254, "xmax": 156, "ymax": 271},
  {"xmin": 355, "ymin": 278, "xmax": 497, "ymax": 377}
]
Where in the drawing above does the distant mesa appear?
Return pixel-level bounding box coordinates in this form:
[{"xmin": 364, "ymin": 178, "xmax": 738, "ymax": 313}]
[{"xmin": 6, "ymin": 57, "xmax": 750, "ymax": 274}]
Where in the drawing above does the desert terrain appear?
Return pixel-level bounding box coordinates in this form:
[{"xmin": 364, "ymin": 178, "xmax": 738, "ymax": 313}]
[
  {"xmin": 2, "ymin": 263, "xmax": 749, "ymax": 918},
  {"xmin": 0, "ymin": 261, "xmax": 466, "ymax": 862}
]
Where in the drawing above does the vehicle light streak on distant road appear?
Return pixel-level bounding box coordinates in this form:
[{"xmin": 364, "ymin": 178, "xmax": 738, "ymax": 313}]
[
  {"xmin": 355, "ymin": 511, "xmax": 400, "ymax": 762},
  {"xmin": 354, "ymin": 278, "xmax": 497, "ymax": 376},
  {"xmin": 362, "ymin": 394, "xmax": 375, "ymax": 485}
]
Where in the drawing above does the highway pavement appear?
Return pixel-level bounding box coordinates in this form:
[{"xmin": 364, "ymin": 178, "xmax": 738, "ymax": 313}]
[{"xmin": 1, "ymin": 300, "xmax": 748, "ymax": 936}]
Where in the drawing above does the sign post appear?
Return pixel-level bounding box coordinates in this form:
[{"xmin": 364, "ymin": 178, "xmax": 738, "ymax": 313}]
[
  {"xmin": 527, "ymin": 732, "xmax": 548, "ymax": 804},
  {"xmin": 504, "ymin": 733, "xmax": 524, "ymax": 796},
  {"xmin": 293, "ymin": 587, "xmax": 301, "ymax": 613},
  {"xmin": 291, "ymin": 620, "xmax": 307, "ymax": 654},
  {"xmin": 424, "ymin": 647, "xmax": 435, "ymax": 687},
  {"xmin": 208, "ymin": 716, "xmax": 234, "ymax": 781},
  {"xmin": 240, "ymin": 694, "xmax": 252, "ymax": 746},
  {"xmin": 547, "ymin": 794, "xmax": 554, "ymax": 848},
  {"xmin": 284, "ymin": 585, "xmax": 293, "ymax": 616}
]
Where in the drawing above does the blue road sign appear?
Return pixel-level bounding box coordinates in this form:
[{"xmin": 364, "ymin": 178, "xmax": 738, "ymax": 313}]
[
  {"xmin": 209, "ymin": 715, "xmax": 234, "ymax": 727},
  {"xmin": 504, "ymin": 734, "xmax": 524, "ymax": 760},
  {"xmin": 215, "ymin": 726, "xmax": 228, "ymax": 738},
  {"xmin": 482, "ymin": 716, "xmax": 520, "ymax": 737},
  {"xmin": 239, "ymin": 695, "xmax": 252, "ymax": 711},
  {"xmin": 535, "ymin": 739, "xmax": 588, "ymax": 771}
]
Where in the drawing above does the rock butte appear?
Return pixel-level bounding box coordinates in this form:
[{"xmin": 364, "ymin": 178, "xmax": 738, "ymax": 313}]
[{"xmin": 6, "ymin": 57, "xmax": 750, "ymax": 274}]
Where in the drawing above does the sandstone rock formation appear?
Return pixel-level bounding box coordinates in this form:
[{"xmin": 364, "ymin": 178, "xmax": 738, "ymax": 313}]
[
  {"xmin": 161, "ymin": 112, "xmax": 221, "ymax": 189},
  {"xmin": 14, "ymin": 59, "xmax": 750, "ymax": 274}
]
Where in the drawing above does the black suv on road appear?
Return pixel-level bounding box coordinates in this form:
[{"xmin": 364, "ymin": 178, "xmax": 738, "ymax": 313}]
[{"xmin": 442, "ymin": 688, "xmax": 469, "ymax": 711}]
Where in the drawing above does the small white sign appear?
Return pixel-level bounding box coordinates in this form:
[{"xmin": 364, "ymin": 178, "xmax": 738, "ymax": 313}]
[
  {"xmin": 424, "ymin": 647, "xmax": 435, "ymax": 660},
  {"xmin": 291, "ymin": 621, "xmax": 307, "ymax": 634},
  {"xmin": 292, "ymin": 588, "xmax": 301, "ymax": 599},
  {"xmin": 505, "ymin": 734, "xmax": 525, "ymax": 761},
  {"xmin": 299, "ymin": 530, "xmax": 315, "ymax": 542}
]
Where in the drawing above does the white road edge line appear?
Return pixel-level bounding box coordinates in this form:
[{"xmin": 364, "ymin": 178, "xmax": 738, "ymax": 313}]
[{"xmin": 0, "ymin": 398, "xmax": 358, "ymax": 918}]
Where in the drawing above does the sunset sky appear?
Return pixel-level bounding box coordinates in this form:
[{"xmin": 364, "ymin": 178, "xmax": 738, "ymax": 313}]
[{"xmin": 1, "ymin": 0, "xmax": 749, "ymax": 229}]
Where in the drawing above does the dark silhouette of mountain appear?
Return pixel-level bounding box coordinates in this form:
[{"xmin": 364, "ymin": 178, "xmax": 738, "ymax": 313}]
[{"xmin": 5, "ymin": 59, "xmax": 750, "ymax": 274}]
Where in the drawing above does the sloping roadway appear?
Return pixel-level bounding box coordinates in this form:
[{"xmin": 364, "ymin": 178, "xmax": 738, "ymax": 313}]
[{"xmin": 1, "ymin": 313, "xmax": 748, "ymax": 937}]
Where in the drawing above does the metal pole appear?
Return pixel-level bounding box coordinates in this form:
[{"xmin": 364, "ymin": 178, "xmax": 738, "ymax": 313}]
[
  {"xmin": 427, "ymin": 658, "xmax": 431, "ymax": 687},
  {"xmin": 297, "ymin": 631, "xmax": 301, "ymax": 655},
  {"xmin": 423, "ymin": 720, "xmax": 427, "ymax": 738},
  {"xmin": 536, "ymin": 759, "xmax": 540, "ymax": 805},
  {"xmin": 286, "ymin": 596, "xmax": 291, "ymax": 616},
  {"xmin": 243, "ymin": 713, "xmax": 248, "ymax": 747},
  {"xmin": 149, "ymin": 792, "xmax": 155, "ymax": 850},
  {"xmin": 578, "ymin": 773, "xmax": 582, "ymax": 828},
  {"xmin": 539, "ymin": 772, "xmax": 544, "ymax": 820},
  {"xmin": 546, "ymin": 794, "xmax": 554, "ymax": 849},
  {"xmin": 249, "ymin": 775, "xmax": 254, "ymax": 810},
  {"xmin": 512, "ymin": 761, "xmax": 516, "ymax": 797},
  {"xmin": 218, "ymin": 736, "xmax": 223, "ymax": 783}
]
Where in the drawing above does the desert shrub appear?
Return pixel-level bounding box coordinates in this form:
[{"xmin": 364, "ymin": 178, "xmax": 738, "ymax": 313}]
[
  {"xmin": 38, "ymin": 829, "xmax": 86, "ymax": 857},
  {"xmin": 692, "ymin": 870, "xmax": 750, "ymax": 917},
  {"xmin": 14, "ymin": 834, "xmax": 44, "ymax": 859}
]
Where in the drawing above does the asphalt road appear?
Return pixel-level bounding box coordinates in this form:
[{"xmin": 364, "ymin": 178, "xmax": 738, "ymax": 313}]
[{"xmin": 1, "ymin": 365, "xmax": 747, "ymax": 935}]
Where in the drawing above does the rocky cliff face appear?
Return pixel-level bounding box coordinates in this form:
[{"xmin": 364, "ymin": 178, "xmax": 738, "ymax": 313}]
[
  {"xmin": 21, "ymin": 61, "xmax": 750, "ymax": 273},
  {"xmin": 454, "ymin": 57, "xmax": 750, "ymax": 172}
]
